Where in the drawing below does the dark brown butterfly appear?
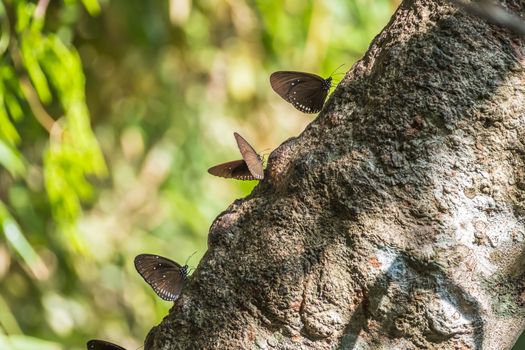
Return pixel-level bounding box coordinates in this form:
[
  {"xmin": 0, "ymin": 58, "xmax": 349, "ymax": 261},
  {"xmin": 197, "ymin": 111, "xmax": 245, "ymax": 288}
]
[
  {"xmin": 207, "ymin": 132, "xmax": 264, "ymax": 180},
  {"xmin": 134, "ymin": 254, "xmax": 188, "ymax": 301},
  {"xmin": 270, "ymin": 71, "xmax": 332, "ymax": 113},
  {"xmin": 87, "ymin": 339, "xmax": 126, "ymax": 350}
]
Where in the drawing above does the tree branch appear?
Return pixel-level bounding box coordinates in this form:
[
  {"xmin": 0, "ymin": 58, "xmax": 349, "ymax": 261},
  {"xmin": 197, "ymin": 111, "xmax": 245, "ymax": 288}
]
[{"xmin": 147, "ymin": 0, "xmax": 525, "ymax": 349}]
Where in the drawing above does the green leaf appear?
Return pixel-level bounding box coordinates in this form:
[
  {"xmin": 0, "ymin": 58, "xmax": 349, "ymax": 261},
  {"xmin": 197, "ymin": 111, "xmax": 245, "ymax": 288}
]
[
  {"xmin": 14, "ymin": 2, "xmax": 34, "ymax": 33},
  {"xmin": 0, "ymin": 86, "xmax": 21, "ymax": 146},
  {"xmin": 0, "ymin": 1, "xmax": 10, "ymax": 57},
  {"xmin": 0, "ymin": 295, "xmax": 22, "ymax": 334},
  {"xmin": 1, "ymin": 66, "xmax": 24, "ymax": 98},
  {"xmin": 0, "ymin": 139, "xmax": 25, "ymax": 177},
  {"xmin": 4, "ymin": 93, "xmax": 23, "ymax": 122},
  {"xmin": 19, "ymin": 34, "xmax": 52, "ymax": 104},
  {"xmin": 0, "ymin": 201, "xmax": 45, "ymax": 278},
  {"xmin": 81, "ymin": 0, "xmax": 101, "ymax": 16}
]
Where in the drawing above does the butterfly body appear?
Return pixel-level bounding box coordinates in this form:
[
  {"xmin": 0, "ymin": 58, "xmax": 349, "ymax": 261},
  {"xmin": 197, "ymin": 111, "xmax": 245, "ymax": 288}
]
[
  {"xmin": 270, "ymin": 71, "xmax": 332, "ymax": 113},
  {"xmin": 207, "ymin": 132, "xmax": 264, "ymax": 180},
  {"xmin": 134, "ymin": 254, "xmax": 188, "ymax": 301},
  {"xmin": 87, "ymin": 339, "xmax": 126, "ymax": 350}
]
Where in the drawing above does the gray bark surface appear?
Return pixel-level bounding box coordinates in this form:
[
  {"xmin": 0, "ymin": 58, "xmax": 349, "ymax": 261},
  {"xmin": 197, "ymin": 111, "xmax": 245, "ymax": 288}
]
[{"xmin": 147, "ymin": 0, "xmax": 525, "ymax": 349}]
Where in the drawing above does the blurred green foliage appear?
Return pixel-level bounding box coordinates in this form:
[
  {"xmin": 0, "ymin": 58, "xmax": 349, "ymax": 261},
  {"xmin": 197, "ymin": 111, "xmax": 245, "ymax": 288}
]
[{"xmin": 1, "ymin": 0, "xmax": 523, "ymax": 349}]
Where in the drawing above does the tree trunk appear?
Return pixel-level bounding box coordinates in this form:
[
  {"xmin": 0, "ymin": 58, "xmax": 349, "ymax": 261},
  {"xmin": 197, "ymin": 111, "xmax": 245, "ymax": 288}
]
[{"xmin": 146, "ymin": 0, "xmax": 525, "ymax": 349}]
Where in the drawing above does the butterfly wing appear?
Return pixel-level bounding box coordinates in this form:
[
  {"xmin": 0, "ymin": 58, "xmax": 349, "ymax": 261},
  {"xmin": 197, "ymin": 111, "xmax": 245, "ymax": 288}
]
[
  {"xmin": 134, "ymin": 254, "xmax": 187, "ymax": 301},
  {"xmin": 270, "ymin": 71, "xmax": 324, "ymax": 98},
  {"xmin": 208, "ymin": 160, "xmax": 256, "ymax": 180},
  {"xmin": 234, "ymin": 132, "xmax": 264, "ymax": 180},
  {"xmin": 270, "ymin": 71, "xmax": 331, "ymax": 113},
  {"xmin": 87, "ymin": 340, "xmax": 126, "ymax": 350}
]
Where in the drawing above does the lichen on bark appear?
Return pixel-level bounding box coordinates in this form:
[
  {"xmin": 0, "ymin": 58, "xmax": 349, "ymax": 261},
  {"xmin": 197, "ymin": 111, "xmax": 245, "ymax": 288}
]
[{"xmin": 147, "ymin": 0, "xmax": 525, "ymax": 349}]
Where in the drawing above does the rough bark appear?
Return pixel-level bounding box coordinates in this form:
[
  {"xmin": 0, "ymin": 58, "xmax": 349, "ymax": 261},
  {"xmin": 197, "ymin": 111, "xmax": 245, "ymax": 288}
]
[{"xmin": 147, "ymin": 0, "xmax": 525, "ymax": 349}]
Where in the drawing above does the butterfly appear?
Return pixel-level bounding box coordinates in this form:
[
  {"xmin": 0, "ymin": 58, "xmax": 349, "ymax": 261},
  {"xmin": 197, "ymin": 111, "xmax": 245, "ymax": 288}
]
[
  {"xmin": 270, "ymin": 71, "xmax": 332, "ymax": 113},
  {"xmin": 207, "ymin": 132, "xmax": 264, "ymax": 180},
  {"xmin": 134, "ymin": 254, "xmax": 189, "ymax": 301},
  {"xmin": 87, "ymin": 339, "xmax": 126, "ymax": 350}
]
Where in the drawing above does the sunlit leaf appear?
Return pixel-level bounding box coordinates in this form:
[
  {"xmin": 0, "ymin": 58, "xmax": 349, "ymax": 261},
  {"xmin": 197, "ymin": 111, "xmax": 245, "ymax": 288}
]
[
  {"xmin": 0, "ymin": 295, "xmax": 22, "ymax": 334},
  {"xmin": 0, "ymin": 66, "xmax": 23, "ymax": 98},
  {"xmin": 14, "ymin": 2, "xmax": 33, "ymax": 33},
  {"xmin": 81, "ymin": 0, "xmax": 101, "ymax": 16},
  {"xmin": 19, "ymin": 35, "xmax": 52, "ymax": 104},
  {"xmin": 0, "ymin": 1, "xmax": 10, "ymax": 57},
  {"xmin": 0, "ymin": 140, "xmax": 25, "ymax": 177},
  {"xmin": 0, "ymin": 202, "xmax": 47, "ymax": 279},
  {"xmin": 0, "ymin": 88, "xmax": 20, "ymax": 146},
  {"xmin": 4, "ymin": 93, "xmax": 23, "ymax": 122}
]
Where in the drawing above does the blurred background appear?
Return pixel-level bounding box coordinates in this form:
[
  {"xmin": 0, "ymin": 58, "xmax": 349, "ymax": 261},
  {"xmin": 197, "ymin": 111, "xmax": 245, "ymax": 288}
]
[{"xmin": 0, "ymin": 0, "xmax": 522, "ymax": 349}]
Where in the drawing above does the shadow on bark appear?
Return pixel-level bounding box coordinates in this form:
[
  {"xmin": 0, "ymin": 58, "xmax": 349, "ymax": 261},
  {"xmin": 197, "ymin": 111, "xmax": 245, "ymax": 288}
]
[{"xmin": 337, "ymin": 253, "xmax": 484, "ymax": 349}]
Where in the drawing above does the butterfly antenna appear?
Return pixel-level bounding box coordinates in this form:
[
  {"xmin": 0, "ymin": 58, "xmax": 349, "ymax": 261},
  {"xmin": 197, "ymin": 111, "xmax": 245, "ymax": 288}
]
[
  {"xmin": 257, "ymin": 148, "xmax": 269, "ymax": 164},
  {"xmin": 329, "ymin": 64, "xmax": 346, "ymax": 78},
  {"xmin": 260, "ymin": 148, "xmax": 271, "ymax": 156},
  {"xmin": 184, "ymin": 251, "xmax": 198, "ymax": 266},
  {"xmin": 260, "ymin": 149, "xmax": 271, "ymax": 164}
]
